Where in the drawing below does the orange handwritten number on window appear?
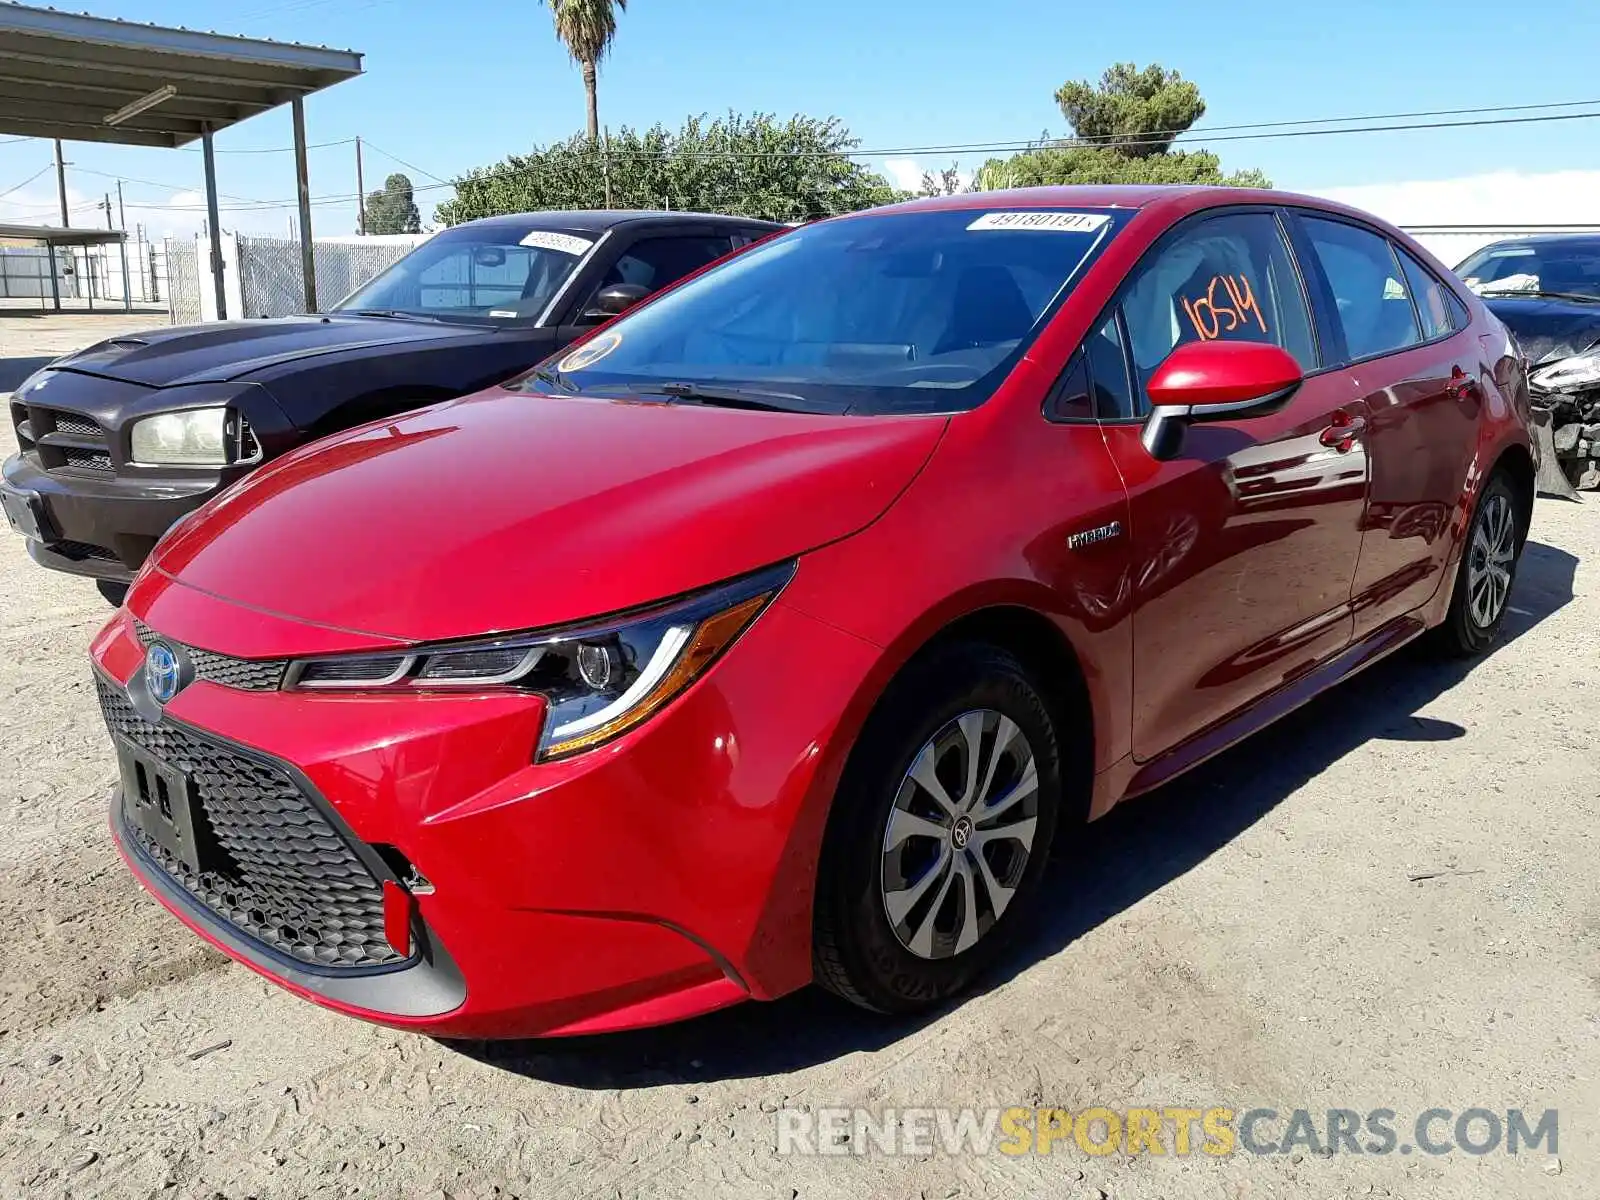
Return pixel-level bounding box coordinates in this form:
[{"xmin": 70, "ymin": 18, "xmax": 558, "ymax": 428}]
[{"xmin": 1183, "ymin": 274, "xmax": 1270, "ymax": 341}]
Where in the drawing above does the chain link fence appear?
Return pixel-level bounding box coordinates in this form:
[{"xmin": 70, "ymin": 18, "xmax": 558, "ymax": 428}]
[
  {"xmin": 164, "ymin": 238, "xmax": 202, "ymax": 326},
  {"xmin": 235, "ymin": 234, "xmax": 428, "ymax": 319}
]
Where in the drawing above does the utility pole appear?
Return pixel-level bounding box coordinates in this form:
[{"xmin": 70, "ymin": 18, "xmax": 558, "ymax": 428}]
[
  {"xmin": 53, "ymin": 138, "xmax": 69, "ymax": 228},
  {"xmin": 602, "ymin": 126, "xmax": 613, "ymax": 208},
  {"xmin": 107, "ymin": 188, "xmax": 132, "ymax": 312},
  {"xmin": 291, "ymin": 97, "xmax": 318, "ymax": 312},
  {"xmin": 102, "ymin": 192, "xmax": 113, "ymax": 230},
  {"xmin": 355, "ymin": 136, "xmax": 366, "ymax": 235}
]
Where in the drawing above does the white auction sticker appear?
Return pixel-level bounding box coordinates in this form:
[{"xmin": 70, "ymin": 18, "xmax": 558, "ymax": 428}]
[
  {"xmin": 519, "ymin": 230, "xmax": 595, "ymax": 256},
  {"xmin": 967, "ymin": 212, "xmax": 1110, "ymax": 233}
]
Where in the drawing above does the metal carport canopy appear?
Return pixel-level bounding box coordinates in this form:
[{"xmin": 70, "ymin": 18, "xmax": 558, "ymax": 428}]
[
  {"xmin": 0, "ymin": 2, "xmax": 364, "ymax": 316},
  {"xmin": 0, "ymin": 221, "xmax": 126, "ymax": 312}
]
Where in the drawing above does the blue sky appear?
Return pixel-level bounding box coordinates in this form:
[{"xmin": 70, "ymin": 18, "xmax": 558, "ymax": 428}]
[{"xmin": 3, "ymin": 0, "xmax": 1599, "ymax": 236}]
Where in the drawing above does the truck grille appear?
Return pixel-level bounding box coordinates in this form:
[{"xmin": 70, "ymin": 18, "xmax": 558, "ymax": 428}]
[
  {"xmin": 133, "ymin": 620, "xmax": 287, "ymax": 692},
  {"xmin": 97, "ymin": 676, "xmax": 404, "ymax": 970}
]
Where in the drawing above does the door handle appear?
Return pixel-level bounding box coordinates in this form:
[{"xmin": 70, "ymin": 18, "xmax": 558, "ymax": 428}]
[
  {"xmin": 1319, "ymin": 410, "xmax": 1367, "ymax": 451},
  {"xmin": 1449, "ymin": 366, "xmax": 1479, "ymax": 401}
]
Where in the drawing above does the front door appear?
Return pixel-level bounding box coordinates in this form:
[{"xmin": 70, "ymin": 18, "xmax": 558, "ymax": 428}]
[{"xmin": 1092, "ymin": 209, "xmax": 1370, "ymax": 761}]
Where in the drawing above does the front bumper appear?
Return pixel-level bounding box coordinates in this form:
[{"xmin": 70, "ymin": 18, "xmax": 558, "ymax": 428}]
[
  {"xmin": 92, "ymin": 575, "xmax": 880, "ymax": 1037},
  {"xmin": 3, "ymin": 451, "xmax": 245, "ymax": 583}
]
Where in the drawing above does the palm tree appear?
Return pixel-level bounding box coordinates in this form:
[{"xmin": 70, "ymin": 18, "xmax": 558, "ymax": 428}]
[{"xmin": 540, "ymin": 0, "xmax": 630, "ymax": 143}]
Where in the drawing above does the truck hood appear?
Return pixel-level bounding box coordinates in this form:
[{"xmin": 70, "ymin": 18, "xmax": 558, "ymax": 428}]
[
  {"xmin": 57, "ymin": 314, "xmax": 480, "ymax": 388},
  {"xmin": 1482, "ymin": 296, "xmax": 1600, "ymax": 366},
  {"xmin": 145, "ymin": 388, "xmax": 945, "ymax": 645}
]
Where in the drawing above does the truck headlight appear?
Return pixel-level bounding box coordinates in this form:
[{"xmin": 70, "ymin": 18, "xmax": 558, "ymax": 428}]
[
  {"xmin": 283, "ymin": 562, "xmax": 795, "ymax": 759},
  {"xmin": 129, "ymin": 408, "xmax": 230, "ymax": 466},
  {"xmin": 1529, "ymin": 350, "xmax": 1600, "ymax": 393}
]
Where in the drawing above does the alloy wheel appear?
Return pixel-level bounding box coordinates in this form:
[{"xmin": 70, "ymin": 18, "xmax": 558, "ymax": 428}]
[
  {"xmin": 1466, "ymin": 492, "xmax": 1516, "ymax": 628},
  {"xmin": 880, "ymin": 709, "xmax": 1040, "ymax": 960}
]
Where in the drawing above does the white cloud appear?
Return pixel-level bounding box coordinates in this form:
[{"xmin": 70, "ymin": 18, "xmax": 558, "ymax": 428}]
[
  {"xmin": 881, "ymin": 157, "xmax": 927, "ymax": 194},
  {"xmin": 1309, "ymin": 169, "xmax": 1600, "ymax": 228}
]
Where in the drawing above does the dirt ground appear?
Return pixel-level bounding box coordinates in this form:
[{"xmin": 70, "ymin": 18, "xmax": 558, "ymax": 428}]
[{"xmin": 0, "ymin": 315, "xmax": 1596, "ymax": 1200}]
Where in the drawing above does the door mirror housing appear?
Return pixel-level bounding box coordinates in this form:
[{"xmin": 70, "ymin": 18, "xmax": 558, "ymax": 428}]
[
  {"xmin": 1140, "ymin": 340, "xmax": 1304, "ymax": 461},
  {"xmin": 581, "ymin": 282, "xmax": 650, "ymax": 324}
]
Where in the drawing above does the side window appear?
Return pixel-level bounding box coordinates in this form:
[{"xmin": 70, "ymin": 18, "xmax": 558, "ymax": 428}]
[
  {"xmin": 1395, "ymin": 246, "xmax": 1460, "ymax": 340},
  {"xmin": 1045, "ymin": 349, "xmax": 1093, "ymax": 421},
  {"xmin": 1086, "ymin": 311, "xmax": 1136, "ymax": 419},
  {"xmin": 601, "ymin": 235, "xmax": 735, "ymax": 293},
  {"xmin": 1301, "ymin": 218, "xmax": 1422, "ymax": 361},
  {"xmin": 1118, "ymin": 212, "xmax": 1317, "ymax": 405}
]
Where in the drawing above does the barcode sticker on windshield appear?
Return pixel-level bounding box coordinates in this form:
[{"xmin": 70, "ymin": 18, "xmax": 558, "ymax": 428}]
[
  {"xmin": 967, "ymin": 212, "xmax": 1110, "ymax": 233},
  {"xmin": 519, "ymin": 230, "xmax": 595, "ymax": 256}
]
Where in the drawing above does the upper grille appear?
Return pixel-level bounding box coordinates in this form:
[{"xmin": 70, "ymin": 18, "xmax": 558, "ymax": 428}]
[
  {"xmin": 50, "ymin": 412, "xmax": 102, "ymax": 438},
  {"xmin": 98, "ymin": 676, "xmax": 403, "ymax": 970},
  {"xmin": 133, "ymin": 620, "xmax": 287, "ymax": 692}
]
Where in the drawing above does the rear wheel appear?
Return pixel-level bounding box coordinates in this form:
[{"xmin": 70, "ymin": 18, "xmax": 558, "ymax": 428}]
[
  {"xmin": 813, "ymin": 643, "xmax": 1063, "ymax": 1013},
  {"xmin": 1433, "ymin": 473, "xmax": 1522, "ymax": 657}
]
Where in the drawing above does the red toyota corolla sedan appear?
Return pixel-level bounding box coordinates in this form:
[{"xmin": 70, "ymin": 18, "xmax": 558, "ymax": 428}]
[{"xmin": 91, "ymin": 187, "xmax": 1534, "ymax": 1038}]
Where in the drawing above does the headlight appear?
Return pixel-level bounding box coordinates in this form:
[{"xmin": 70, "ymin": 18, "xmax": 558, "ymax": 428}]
[
  {"xmin": 284, "ymin": 562, "xmax": 795, "ymax": 759},
  {"xmin": 130, "ymin": 407, "xmax": 230, "ymax": 466},
  {"xmin": 1529, "ymin": 351, "xmax": 1600, "ymax": 393}
]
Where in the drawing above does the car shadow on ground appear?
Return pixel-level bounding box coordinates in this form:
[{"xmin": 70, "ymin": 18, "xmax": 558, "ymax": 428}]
[
  {"xmin": 455, "ymin": 535, "xmax": 1578, "ymax": 1088},
  {"xmin": 0, "ymin": 354, "xmax": 55, "ymax": 393}
]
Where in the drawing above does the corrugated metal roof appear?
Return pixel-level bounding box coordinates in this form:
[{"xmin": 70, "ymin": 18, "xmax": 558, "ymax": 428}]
[{"xmin": 0, "ymin": 2, "xmax": 363, "ymax": 148}]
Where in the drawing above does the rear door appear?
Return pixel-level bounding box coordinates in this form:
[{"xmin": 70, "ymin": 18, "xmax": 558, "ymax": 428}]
[
  {"xmin": 1094, "ymin": 208, "xmax": 1369, "ymax": 760},
  {"xmin": 1290, "ymin": 213, "xmax": 1481, "ymax": 638}
]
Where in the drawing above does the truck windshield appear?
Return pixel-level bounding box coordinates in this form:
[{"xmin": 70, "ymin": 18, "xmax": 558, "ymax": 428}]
[
  {"xmin": 335, "ymin": 226, "xmax": 594, "ymax": 323},
  {"xmin": 518, "ymin": 207, "xmax": 1126, "ymax": 414}
]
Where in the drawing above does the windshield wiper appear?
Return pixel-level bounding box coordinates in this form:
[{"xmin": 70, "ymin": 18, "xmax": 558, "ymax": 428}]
[
  {"xmin": 639, "ymin": 381, "xmax": 812, "ymax": 412},
  {"xmin": 1479, "ymin": 289, "xmax": 1600, "ymax": 304},
  {"xmin": 532, "ymin": 366, "xmax": 578, "ymax": 394},
  {"xmin": 342, "ymin": 308, "xmax": 450, "ymax": 323}
]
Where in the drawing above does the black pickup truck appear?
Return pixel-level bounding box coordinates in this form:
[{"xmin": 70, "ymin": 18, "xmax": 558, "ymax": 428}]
[{"xmin": 1, "ymin": 209, "xmax": 782, "ymax": 600}]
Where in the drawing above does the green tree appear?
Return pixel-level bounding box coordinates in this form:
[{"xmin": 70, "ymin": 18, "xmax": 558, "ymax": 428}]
[
  {"xmin": 973, "ymin": 143, "xmax": 1269, "ymax": 190},
  {"xmin": 541, "ymin": 0, "xmax": 629, "ymax": 143},
  {"xmin": 435, "ymin": 112, "xmax": 902, "ymax": 225},
  {"xmin": 973, "ymin": 64, "xmax": 1269, "ymax": 190},
  {"xmin": 917, "ymin": 163, "xmax": 965, "ymax": 197},
  {"xmin": 1055, "ymin": 63, "xmax": 1205, "ymax": 157},
  {"xmin": 364, "ymin": 173, "xmax": 421, "ymax": 234}
]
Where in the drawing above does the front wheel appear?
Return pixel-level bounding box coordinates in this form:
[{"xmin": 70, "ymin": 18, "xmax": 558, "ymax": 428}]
[
  {"xmin": 1433, "ymin": 473, "xmax": 1523, "ymax": 657},
  {"xmin": 813, "ymin": 643, "xmax": 1064, "ymax": 1014}
]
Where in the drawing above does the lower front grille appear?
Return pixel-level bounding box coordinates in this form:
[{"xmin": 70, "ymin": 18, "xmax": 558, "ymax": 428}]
[
  {"xmin": 61, "ymin": 447, "xmax": 113, "ymax": 474},
  {"xmin": 97, "ymin": 676, "xmax": 404, "ymax": 970},
  {"xmin": 53, "ymin": 540, "xmax": 119, "ymax": 563}
]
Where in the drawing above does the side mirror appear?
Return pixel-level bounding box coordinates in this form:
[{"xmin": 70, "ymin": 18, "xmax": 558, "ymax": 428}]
[
  {"xmin": 581, "ymin": 282, "xmax": 650, "ymax": 324},
  {"xmin": 1140, "ymin": 340, "xmax": 1304, "ymax": 461}
]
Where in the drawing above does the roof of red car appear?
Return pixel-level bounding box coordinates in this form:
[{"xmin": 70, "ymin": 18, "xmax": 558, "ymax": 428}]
[{"xmin": 863, "ymin": 184, "xmax": 1364, "ymax": 219}]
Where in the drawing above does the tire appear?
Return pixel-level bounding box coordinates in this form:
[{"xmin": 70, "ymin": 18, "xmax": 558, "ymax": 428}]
[
  {"xmin": 813, "ymin": 642, "xmax": 1064, "ymax": 1014},
  {"xmin": 96, "ymin": 579, "xmax": 129, "ymax": 607},
  {"xmin": 1432, "ymin": 472, "xmax": 1523, "ymax": 658}
]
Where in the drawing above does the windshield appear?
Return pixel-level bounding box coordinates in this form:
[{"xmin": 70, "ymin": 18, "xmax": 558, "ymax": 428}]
[
  {"xmin": 1456, "ymin": 242, "xmax": 1600, "ymax": 301},
  {"xmin": 521, "ymin": 207, "xmax": 1125, "ymax": 414},
  {"xmin": 335, "ymin": 225, "xmax": 594, "ymax": 323}
]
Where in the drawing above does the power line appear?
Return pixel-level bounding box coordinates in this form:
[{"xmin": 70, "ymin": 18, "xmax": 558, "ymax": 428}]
[
  {"xmin": 359, "ymin": 140, "xmax": 450, "ymax": 185},
  {"xmin": 0, "ymin": 163, "xmax": 55, "ymax": 202}
]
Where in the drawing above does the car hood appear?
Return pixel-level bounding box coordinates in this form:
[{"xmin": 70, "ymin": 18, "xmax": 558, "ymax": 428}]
[
  {"xmin": 1481, "ymin": 296, "xmax": 1600, "ymax": 365},
  {"xmin": 56, "ymin": 314, "xmax": 482, "ymax": 388},
  {"xmin": 144, "ymin": 388, "xmax": 946, "ymax": 645}
]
